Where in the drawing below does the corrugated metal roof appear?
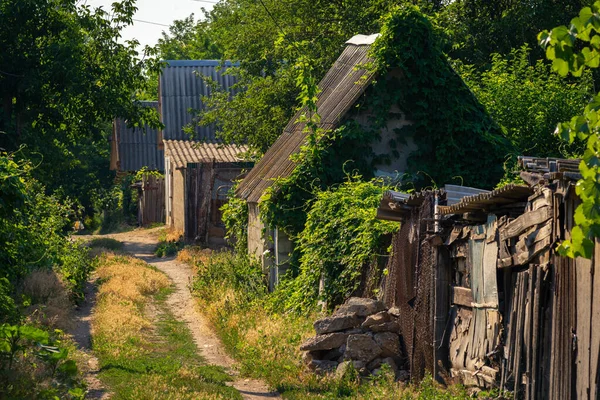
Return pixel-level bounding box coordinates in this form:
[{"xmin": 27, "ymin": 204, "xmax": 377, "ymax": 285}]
[
  {"xmin": 163, "ymin": 139, "xmax": 250, "ymax": 169},
  {"xmin": 438, "ymin": 184, "xmax": 533, "ymax": 215},
  {"xmin": 160, "ymin": 60, "xmax": 238, "ymax": 141},
  {"xmin": 518, "ymin": 155, "xmax": 580, "ymax": 173},
  {"xmin": 376, "ymin": 185, "xmax": 496, "ymax": 221},
  {"xmin": 236, "ymin": 37, "xmax": 377, "ymax": 203},
  {"xmin": 444, "ymin": 185, "xmax": 490, "ymax": 206},
  {"xmin": 113, "ymin": 101, "xmax": 164, "ymax": 172}
]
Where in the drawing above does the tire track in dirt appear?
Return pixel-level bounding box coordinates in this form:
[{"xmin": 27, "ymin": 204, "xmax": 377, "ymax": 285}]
[{"xmin": 103, "ymin": 229, "xmax": 280, "ymax": 400}]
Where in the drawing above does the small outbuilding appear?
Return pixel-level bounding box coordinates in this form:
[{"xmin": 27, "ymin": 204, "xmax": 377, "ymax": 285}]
[
  {"xmin": 377, "ymin": 157, "xmax": 599, "ymax": 399},
  {"xmin": 109, "ymin": 101, "xmax": 165, "ymax": 226},
  {"xmin": 159, "ymin": 60, "xmax": 251, "ymax": 245},
  {"xmin": 236, "ymin": 31, "xmax": 505, "ymax": 287}
]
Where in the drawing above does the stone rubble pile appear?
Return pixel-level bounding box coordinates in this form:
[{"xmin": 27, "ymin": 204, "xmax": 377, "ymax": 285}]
[{"xmin": 300, "ymin": 297, "xmax": 409, "ymax": 381}]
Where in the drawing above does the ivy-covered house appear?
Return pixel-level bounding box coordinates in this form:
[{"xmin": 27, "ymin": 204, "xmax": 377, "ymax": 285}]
[{"xmin": 236, "ymin": 8, "xmax": 508, "ymax": 287}]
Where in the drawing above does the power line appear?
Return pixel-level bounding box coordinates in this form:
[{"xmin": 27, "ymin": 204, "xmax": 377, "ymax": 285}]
[
  {"xmin": 190, "ymin": 0, "xmax": 220, "ymax": 4},
  {"xmin": 132, "ymin": 18, "xmax": 170, "ymax": 27},
  {"xmin": 257, "ymin": 0, "xmax": 282, "ymax": 33}
]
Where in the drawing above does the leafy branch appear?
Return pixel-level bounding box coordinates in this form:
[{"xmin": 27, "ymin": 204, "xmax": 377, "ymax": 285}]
[{"xmin": 539, "ymin": 2, "xmax": 600, "ymax": 258}]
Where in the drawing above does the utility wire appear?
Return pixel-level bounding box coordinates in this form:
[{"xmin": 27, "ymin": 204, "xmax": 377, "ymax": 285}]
[
  {"xmin": 190, "ymin": 0, "xmax": 220, "ymax": 4},
  {"xmin": 257, "ymin": 0, "xmax": 282, "ymax": 33},
  {"xmin": 132, "ymin": 18, "xmax": 171, "ymax": 27}
]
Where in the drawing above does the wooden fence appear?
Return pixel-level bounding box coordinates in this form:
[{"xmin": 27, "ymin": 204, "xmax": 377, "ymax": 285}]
[{"xmin": 379, "ymin": 171, "xmax": 600, "ymax": 398}]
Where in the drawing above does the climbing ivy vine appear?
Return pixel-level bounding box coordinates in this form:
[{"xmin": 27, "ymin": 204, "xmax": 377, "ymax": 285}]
[
  {"xmin": 269, "ymin": 178, "xmax": 398, "ymax": 314},
  {"xmin": 369, "ymin": 5, "xmax": 509, "ymax": 190}
]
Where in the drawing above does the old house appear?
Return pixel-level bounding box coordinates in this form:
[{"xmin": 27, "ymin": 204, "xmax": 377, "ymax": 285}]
[
  {"xmin": 109, "ymin": 101, "xmax": 165, "ymax": 226},
  {"xmin": 377, "ymin": 157, "xmax": 599, "ymax": 399},
  {"xmin": 110, "ymin": 101, "xmax": 163, "ymax": 173},
  {"xmin": 159, "ymin": 60, "xmax": 250, "ymax": 245},
  {"xmin": 236, "ymin": 31, "xmax": 504, "ymax": 287}
]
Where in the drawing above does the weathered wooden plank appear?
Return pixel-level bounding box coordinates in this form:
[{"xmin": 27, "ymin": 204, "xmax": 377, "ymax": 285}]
[
  {"xmin": 482, "ymin": 216, "xmax": 499, "ymax": 307},
  {"xmin": 500, "ymin": 206, "xmax": 553, "ymax": 241},
  {"xmin": 575, "ymin": 255, "xmax": 593, "ymax": 400},
  {"xmin": 590, "ymin": 239, "xmax": 600, "ymax": 400},
  {"xmin": 524, "ymin": 265, "xmax": 534, "ymax": 400},
  {"xmin": 514, "ymin": 272, "xmax": 528, "ymax": 399},
  {"xmin": 528, "ymin": 188, "xmax": 553, "ymax": 211},
  {"xmin": 516, "ymin": 236, "xmax": 553, "ymax": 266},
  {"xmin": 469, "ymin": 223, "xmax": 486, "ymax": 361},
  {"xmin": 531, "ymin": 265, "xmax": 541, "ymax": 400},
  {"xmin": 452, "ymin": 287, "xmax": 474, "ymax": 307}
]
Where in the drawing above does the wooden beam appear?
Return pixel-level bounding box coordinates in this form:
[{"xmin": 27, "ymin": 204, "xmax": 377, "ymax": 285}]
[
  {"xmin": 500, "ymin": 206, "xmax": 552, "ymax": 241},
  {"xmin": 452, "ymin": 286, "xmax": 474, "ymax": 307}
]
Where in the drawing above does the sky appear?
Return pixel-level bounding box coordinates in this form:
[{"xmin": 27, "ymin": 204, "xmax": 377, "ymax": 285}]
[{"xmin": 82, "ymin": 0, "xmax": 216, "ymax": 49}]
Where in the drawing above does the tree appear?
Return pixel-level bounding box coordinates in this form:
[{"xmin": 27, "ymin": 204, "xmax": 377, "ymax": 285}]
[
  {"xmin": 457, "ymin": 46, "xmax": 593, "ymax": 159},
  {"xmin": 156, "ymin": 14, "xmax": 222, "ymax": 61},
  {"xmin": 0, "ymin": 0, "xmax": 160, "ymax": 211},
  {"xmin": 439, "ymin": 0, "xmax": 591, "ymax": 67},
  {"xmin": 539, "ymin": 2, "xmax": 600, "ymax": 258}
]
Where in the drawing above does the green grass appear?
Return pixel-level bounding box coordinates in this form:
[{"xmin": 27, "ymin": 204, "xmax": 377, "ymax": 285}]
[
  {"xmin": 87, "ymin": 237, "xmax": 124, "ymax": 251},
  {"xmin": 93, "ymin": 255, "xmax": 241, "ymax": 400}
]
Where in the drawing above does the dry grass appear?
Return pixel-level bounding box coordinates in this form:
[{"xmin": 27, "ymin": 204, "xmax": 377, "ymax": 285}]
[
  {"xmin": 158, "ymin": 228, "xmax": 183, "ymax": 243},
  {"xmin": 20, "ymin": 270, "xmax": 73, "ymax": 330},
  {"xmin": 90, "ymin": 251, "xmax": 240, "ymax": 399},
  {"xmin": 93, "ymin": 253, "xmax": 171, "ymax": 357},
  {"xmin": 177, "ymin": 246, "xmax": 212, "ymax": 266}
]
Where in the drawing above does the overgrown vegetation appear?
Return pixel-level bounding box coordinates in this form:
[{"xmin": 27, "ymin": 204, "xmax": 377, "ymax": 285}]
[
  {"xmin": 188, "ymin": 250, "xmax": 476, "ymax": 399},
  {"xmin": 457, "ymin": 45, "xmax": 593, "ymax": 159},
  {"xmin": 221, "ymin": 183, "xmax": 249, "ymax": 253},
  {"xmin": 0, "ymin": 153, "xmax": 92, "ymax": 398},
  {"xmin": 0, "ymin": 324, "xmax": 85, "ymax": 399},
  {"xmin": 92, "ymin": 253, "xmax": 240, "ymax": 399},
  {"xmin": 154, "ymin": 228, "xmax": 184, "ymax": 257},
  {"xmin": 269, "ymin": 178, "xmax": 398, "ymax": 314}
]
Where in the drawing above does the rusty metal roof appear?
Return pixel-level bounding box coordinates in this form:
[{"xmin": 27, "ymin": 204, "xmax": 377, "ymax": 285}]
[
  {"xmin": 236, "ymin": 36, "xmax": 378, "ymax": 203},
  {"xmin": 159, "ymin": 60, "xmax": 238, "ymax": 141},
  {"xmin": 376, "ymin": 185, "xmax": 491, "ymax": 221},
  {"xmin": 163, "ymin": 139, "xmax": 249, "ymax": 169},
  {"xmin": 113, "ymin": 101, "xmax": 164, "ymax": 172},
  {"xmin": 437, "ymin": 184, "xmax": 533, "ymax": 215},
  {"xmin": 518, "ymin": 156, "xmax": 580, "ymax": 173}
]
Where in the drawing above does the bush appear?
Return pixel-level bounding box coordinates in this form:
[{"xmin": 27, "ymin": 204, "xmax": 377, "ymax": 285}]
[
  {"xmin": 271, "ymin": 178, "xmax": 398, "ymax": 314},
  {"xmin": 154, "ymin": 241, "xmax": 182, "ymax": 257},
  {"xmin": 0, "ymin": 323, "xmax": 85, "ymax": 399},
  {"xmin": 0, "ymin": 153, "xmax": 93, "ymax": 314}
]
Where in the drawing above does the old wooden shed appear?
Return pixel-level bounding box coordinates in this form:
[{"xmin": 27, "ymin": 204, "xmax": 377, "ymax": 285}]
[{"xmin": 377, "ymin": 157, "xmax": 599, "ymax": 399}]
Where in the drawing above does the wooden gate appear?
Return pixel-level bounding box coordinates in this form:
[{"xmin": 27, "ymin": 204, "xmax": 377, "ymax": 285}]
[{"xmin": 138, "ymin": 174, "xmax": 165, "ymax": 226}]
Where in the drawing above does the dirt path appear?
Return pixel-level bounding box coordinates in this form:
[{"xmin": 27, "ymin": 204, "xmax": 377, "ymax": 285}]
[
  {"xmin": 90, "ymin": 229, "xmax": 279, "ymax": 400},
  {"xmin": 70, "ymin": 281, "xmax": 110, "ymax": 399}
]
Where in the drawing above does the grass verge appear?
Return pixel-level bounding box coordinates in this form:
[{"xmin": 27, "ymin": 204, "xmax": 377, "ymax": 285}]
[
  {"xmin": 189, "ymin": 250, "xmax": 476, "ymax": 399},
  {"xmin": 87, "ymin": 237, "xmax": 124, "ymax": 252},
  {"xmin": 92, "ymin": 253, "xmax": 241, "ymax": 399}
]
